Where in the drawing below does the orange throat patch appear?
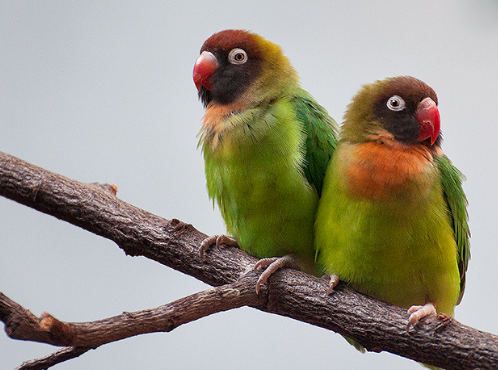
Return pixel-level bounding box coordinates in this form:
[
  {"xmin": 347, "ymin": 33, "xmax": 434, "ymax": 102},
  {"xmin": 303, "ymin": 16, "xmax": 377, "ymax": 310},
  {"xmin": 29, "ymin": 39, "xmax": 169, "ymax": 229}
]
[
  {"xmin": 344, "ymin": 141, "xmax": 434, "ymax": 200},
  {"xmin": 200, "ymin": 101, "xmax": 248, "ymax": 150},
  {"xmin": 202, "ymin": 99, "xmax": 248, "ymax": 132}
]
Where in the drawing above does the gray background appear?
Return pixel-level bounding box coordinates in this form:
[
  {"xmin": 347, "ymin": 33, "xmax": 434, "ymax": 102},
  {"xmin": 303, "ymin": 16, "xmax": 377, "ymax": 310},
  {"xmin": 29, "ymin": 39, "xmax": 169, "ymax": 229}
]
[{"xmin": 1, "ymin": 1, "xmax": 498, "ymax": 369}]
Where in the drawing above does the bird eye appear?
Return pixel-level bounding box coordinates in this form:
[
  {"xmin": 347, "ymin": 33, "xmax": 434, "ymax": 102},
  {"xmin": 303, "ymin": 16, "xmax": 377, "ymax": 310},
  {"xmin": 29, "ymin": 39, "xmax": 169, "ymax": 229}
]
[
  {"xmin": 386, "ymin": 95, "xmax": 406, "ymax": 112},
  {"xmin": 228, "ymin": 48, "xmax": 248, "ymax": 65}
]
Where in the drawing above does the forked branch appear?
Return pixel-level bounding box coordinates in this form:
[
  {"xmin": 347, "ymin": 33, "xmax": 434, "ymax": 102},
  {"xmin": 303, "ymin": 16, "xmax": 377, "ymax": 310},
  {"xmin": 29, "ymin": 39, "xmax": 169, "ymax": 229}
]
[{"xmin": 1, "ymin": 151, "xmax": 497, "ymax": 370}]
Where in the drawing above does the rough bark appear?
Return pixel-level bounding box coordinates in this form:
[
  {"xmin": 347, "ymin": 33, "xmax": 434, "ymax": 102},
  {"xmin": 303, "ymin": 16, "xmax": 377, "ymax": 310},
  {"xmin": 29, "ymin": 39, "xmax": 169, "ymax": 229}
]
[
  {"xmin": 1, "ymin": 150, "xmax": 497, "ymax": 370},
  {"xmin": 1, "ymin": 277, "xmax": 263, "ymax": 347}
]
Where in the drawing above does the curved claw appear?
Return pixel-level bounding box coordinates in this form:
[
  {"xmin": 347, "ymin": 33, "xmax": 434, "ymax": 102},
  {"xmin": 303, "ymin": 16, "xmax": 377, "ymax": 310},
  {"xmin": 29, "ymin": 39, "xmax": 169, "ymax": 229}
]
[
  {"xmin": 199, "ymin": 234, "xmax": 238, "ymax": 260},
  {"xmin": 254, "ymin": 255, "xmax": 296, "ymax": 294},
  {"xmin": 327, "ymin": 274, "xmax": 340, "ymax": 295},
  {"xmin": 406, "ymin": 302, "xmax": 437, "ymax": 331}
]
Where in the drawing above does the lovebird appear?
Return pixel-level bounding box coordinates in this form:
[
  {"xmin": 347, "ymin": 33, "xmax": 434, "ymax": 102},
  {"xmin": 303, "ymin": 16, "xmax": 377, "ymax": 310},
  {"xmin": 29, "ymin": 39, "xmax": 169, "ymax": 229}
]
[
  {"xmin": 193, "ymin": 30, "xmax": 338, "ymax": 292},
  {"xmin": 315, "ymin": 76, "xmax": 470, "ymax": 343}
]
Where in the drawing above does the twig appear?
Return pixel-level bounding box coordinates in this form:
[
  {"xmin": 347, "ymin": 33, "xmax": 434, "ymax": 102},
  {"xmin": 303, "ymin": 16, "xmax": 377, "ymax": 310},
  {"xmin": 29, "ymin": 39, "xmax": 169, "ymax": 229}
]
[{"xmin": 14, "ymin": 347, "xmax": 92, "ymax": 370}]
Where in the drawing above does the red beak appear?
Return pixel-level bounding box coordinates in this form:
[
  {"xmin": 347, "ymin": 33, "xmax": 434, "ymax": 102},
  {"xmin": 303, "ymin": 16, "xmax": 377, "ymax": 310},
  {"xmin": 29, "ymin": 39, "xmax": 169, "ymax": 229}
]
[
  {"xmin": 415, "ymin": 97, "xmax": 440, "ymax": 145},
  {"xmin": 193, "ymin": 51, "xmax": 219, "ymax": 91}
]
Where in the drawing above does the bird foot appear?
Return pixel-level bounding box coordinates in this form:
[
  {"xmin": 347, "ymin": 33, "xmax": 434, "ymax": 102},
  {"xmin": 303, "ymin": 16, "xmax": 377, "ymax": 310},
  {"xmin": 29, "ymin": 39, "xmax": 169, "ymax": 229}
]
[
  {"xmin": 199, "ymin": 234, "xmax": 238, "ymax": 260},
  {"xmin": 254, "ymin": 255, "xmax": 297, "ymax": 294},
  {"xmin": 327, "ymin": 274, "xmax": 340, "ymax": 295},
  {"xmin": 406, "ymin": 302, "xmax": 437, "ymax": 331}
]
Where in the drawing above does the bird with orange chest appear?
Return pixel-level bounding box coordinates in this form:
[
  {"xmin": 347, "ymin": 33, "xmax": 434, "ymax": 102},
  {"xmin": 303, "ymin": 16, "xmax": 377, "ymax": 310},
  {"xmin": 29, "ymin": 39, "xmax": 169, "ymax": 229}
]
[
  {"xmin": 315, "ymin": 76, "xmax": 470, "ymax": 368},
  {"xmin": 193, "ymin": 29, "xmax": 338, "ymax": 293}
]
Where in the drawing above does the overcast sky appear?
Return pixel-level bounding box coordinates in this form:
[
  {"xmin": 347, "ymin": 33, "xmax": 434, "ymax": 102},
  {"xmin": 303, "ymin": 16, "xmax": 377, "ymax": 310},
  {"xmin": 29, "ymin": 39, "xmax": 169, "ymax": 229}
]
[{"xmin": 2, "ymin": 1, "xmax": 498, "ymax": 369}]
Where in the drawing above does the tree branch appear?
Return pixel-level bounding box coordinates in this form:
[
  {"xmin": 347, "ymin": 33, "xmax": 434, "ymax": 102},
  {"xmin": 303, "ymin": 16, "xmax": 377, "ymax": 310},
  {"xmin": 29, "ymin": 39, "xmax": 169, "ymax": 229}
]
[
  {"xmin": 1, "ymin": 150, "xmax": 497, "ymax": 370},
  {"xmin": 1, "ymin": 276, "xmax": 264, "ymax": 347}
]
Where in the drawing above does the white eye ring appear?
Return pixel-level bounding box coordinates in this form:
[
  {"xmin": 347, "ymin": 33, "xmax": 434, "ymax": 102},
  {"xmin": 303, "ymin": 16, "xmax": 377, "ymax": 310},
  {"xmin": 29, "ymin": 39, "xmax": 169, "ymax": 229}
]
[
  {"xmin": 386, "ymin": 95, "xmax": 406, "ymax": 111},
  {"xmin": 228, "ymin": 48, "xmax": 248, "ymax": 65}
]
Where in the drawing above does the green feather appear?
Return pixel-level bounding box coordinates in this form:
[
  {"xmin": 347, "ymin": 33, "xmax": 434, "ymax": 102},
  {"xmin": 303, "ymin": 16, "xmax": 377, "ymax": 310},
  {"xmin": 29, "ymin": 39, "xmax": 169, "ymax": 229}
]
[
  {"xmin": 436, "ymin": 154, "xmax": 471, "ymax": 303},
  {"xmin": 201, "ymin": 90, "xmax": 337, "ymax": 271},
  {"xmin": 316, "ymin": 145, "xmax": 461, "ymax": 314},
  {"xmin": 315, "ymin": 76, "xmax": 470, "ymax": 370},
  {"xmin": 197, "ymin": 31, "xmax": 338, "ymax": 275},
  {"xmin": 291, "ymin": 94, "xmax": 338, "ymax": 196}
]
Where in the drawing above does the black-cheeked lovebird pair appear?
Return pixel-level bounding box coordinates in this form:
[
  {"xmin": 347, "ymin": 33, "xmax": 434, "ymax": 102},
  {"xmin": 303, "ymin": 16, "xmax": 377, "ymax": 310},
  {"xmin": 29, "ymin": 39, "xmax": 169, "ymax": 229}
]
[{"xmin": 193, "ymin": 29, "xmax": 470, "ymax": 364}]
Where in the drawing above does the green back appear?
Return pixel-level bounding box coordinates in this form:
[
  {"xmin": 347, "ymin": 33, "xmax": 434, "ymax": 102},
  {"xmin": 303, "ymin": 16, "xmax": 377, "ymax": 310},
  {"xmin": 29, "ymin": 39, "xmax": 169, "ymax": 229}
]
[{"xmin": 436, "ymin": 154, "xmax": 470, "ymax": 303}]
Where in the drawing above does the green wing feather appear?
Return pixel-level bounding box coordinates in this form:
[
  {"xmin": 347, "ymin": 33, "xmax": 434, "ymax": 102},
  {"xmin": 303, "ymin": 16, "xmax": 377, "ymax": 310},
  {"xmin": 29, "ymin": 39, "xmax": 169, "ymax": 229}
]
[
  {"xmin": 436, "ymin": 154, "xmax": 471, "ymax": 304},
  {"xmin": 291, "ymin": 93, "xmax": 338, "ymax": 196}
]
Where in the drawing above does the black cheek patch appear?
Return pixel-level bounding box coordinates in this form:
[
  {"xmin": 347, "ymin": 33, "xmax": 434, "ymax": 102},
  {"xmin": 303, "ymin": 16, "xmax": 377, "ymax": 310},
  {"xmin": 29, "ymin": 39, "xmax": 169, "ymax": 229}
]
[
  {"xmin": 212, "ymin": 69, "xmax": 250, "ymax": 105},
  {"xmin": 374, "ymin": 99, "xmax": 420, "ymax": 144},
  {"xmin": 384, "ymin": 112, "xmax": 420, "ymax": 144},
  {"xmin": 209, "ymin": 57, "xmax": 261, "ymax": 105}
]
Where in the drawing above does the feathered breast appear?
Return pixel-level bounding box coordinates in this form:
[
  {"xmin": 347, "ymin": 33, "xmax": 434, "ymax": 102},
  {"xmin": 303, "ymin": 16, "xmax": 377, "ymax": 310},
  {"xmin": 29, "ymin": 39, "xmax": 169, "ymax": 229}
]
[{"xmin": 341, "ymin": 141, "xmax": 435, "ymax": 200}]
